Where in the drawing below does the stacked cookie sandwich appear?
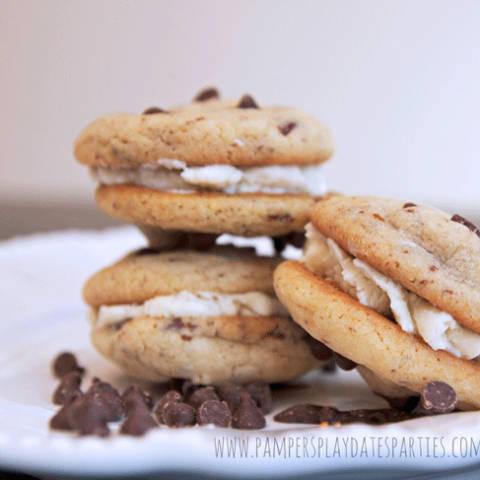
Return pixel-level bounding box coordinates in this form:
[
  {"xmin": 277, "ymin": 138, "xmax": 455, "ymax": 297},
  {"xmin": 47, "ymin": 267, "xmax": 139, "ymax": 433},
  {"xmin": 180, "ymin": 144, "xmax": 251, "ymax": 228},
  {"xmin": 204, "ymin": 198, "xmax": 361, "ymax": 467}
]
[
  {"xmin": 274, "ymin": 195, "xmax": 480, "ymax": 409},
  {"xmin": 74, "ymin": 88, "xmax": 336, "ymax": 385}
]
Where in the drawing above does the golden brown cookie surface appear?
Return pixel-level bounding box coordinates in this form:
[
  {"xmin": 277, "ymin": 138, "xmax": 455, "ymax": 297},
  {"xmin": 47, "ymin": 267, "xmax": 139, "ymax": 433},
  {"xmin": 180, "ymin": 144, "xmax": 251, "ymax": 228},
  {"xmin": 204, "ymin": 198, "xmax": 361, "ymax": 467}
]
[
  {"xmin": 311, "ymin": 195, "xmax": 480, "ymax": 334},
  {"xmin": 95, "ymin": 184, "xmax": 321, "ymax": 237},
  {"xmin": 83, "ymin": 247, "xmax": 282, "ymax": 308},
  {"xmin": 74, "ymin": 97, "xmax": 334, "ymax": 168},
  {"xmin": 91, "ymin": 315, "xmax": 319, "ymax": 384}
]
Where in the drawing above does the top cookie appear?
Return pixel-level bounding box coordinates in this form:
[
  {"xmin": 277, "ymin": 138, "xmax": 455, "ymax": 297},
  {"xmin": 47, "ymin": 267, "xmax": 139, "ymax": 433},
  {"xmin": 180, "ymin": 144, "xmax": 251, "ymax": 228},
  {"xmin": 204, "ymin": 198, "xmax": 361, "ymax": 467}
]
[
  {"xmin": 310, "ymin": 195, "xmax": 480, "ymax": 334},
  {"xmin": 73, "ymin": 89, "xmax": 335, "ymax": 168},
  {"xmin": 83, "ymin": 246, "xmax": 282, "ymax": 308}
]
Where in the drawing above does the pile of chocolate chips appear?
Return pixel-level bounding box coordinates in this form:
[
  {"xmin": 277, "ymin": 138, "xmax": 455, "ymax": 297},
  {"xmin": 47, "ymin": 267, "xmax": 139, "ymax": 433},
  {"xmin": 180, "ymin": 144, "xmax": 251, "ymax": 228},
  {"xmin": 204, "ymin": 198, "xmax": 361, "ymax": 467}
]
[
  {"xmin": 273, "ymin": 381, "xmax": 458, "ymax": 426},
  {"xmin": 49, "ymin": 352, "xmax": 459, "ymax": 436},
  {"xmin": 49, "ymin": 352, "xmax": 270, "ymax": 436}
]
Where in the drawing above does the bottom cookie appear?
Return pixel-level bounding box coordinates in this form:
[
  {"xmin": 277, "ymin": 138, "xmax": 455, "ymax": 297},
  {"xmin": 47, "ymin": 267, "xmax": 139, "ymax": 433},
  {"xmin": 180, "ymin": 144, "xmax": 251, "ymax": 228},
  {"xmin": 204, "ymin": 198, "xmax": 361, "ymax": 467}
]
[
  {"xmin": 274, "ymin": 260, "xmax": 480, "ymax": 410},
  {"xmin": 91, "ymin": 315, "xmax": 322, "ymax": 384}
]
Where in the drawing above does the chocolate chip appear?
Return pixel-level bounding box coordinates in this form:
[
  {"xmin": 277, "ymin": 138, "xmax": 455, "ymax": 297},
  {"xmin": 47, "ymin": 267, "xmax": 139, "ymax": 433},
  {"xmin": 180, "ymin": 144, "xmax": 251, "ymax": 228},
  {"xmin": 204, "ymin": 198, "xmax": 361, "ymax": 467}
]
[
  {"xmin": 451, "ymin": 214, "xmax": 480, "ymax": 238},
  {"xmin": 303, "ymin": 334, "xmax": 333, "ymax": 361},
  {"xmin": 237, "ymin": 94, "xmax": 259, "ymax": 109},
  {"xmin": 245, "ymin": 382, "xmax": 272, "ymax": 414},
  {"xmin": 289, "ymin": 232, "xmax": 306, "ymax": 249},
  {"xmin": 403, "ymin": 203, "xmax": 417, "ymax": 209},
  {"xmin": 52, "ymin": 352, "xmax": 85, "ymax": 379},
  {"xmin": 188, "ymin": 386, "xmax": 219, "ymax": 410},
  {"xmin": 321, "ymin": 358, "xmax": 337, "ymax": 374},
  {"xmin": 194, "ymin": 87, "xmax": 220, "ymax": 102},
  {"xmin": 87, "ymin": 378, "xmax": 120, "ymax": 398},
  {"xmin": 52, "ymin": 371, "xmax": 82, "ymax": 405},
  {"xmin": 274, "ymin": 404, "xmax": 415, "ymax": 426},
  {"xmin": 154, "ymin": 390, "xmax": 183, "ymax": 424},
  {"xmin": 381, "ymin": 395, "xmax": 420, "ymax": 413},
  {"xmin": 273, "ymin": 236, "xmax": 288, "ymax": 253},
  {"xmin": 273, "ymin": 233, "xmax": 306, "ymax": 252},
  {"xmin": 170, "ymin": 378, "xmax": 197, "ymax": 399},
  {"xmin": 231, "ymin": 392, "xmax": 266, "ymax": 430},
  {"xmin": 332, "ymin": 352, "xmax": 357, "ymax": 371},
  {"xmin": 89, "ymin": 391, "xmax": 126, "ymax": 422},
  {"xmin": 278, "ymin": 121, "xmax": 297, "ymax": 136},
  {"xmin": 420, "ymin": 381, "xmax": 457, "ymax": 414},
  {"xmin": 120, "ymin": 409, "xmax": 159, "ymax": 436},
  {"xmin": 123, "ymin": 391, "xmax": 152, "ymax": 417},
  {"xmin": 197, "ymin": 400, "xmax": 231, "ymax": 427},
  {"xmin": 273, "ymin": 404, "xmax": 336, "ymax": 424},
  {"xmin": 134, "ymin": 247, "xmax": 163, "ymax": 256},
  {"xmin": 49, "ymin": 390, "xmax": 83, "ymax": 431},
  {"xmin": 216, "ymin": 384, "xmax": 247, "ymax": 413},
  {"xmin": 339, "ymin": 408, "xmax": 415, "ymax": 425},
  {"xmin": 122, "ymin": 384, "xmax": 155, "ymax": 411},
  {"xmin": 187, "ymin": 233, "xmax": 218, "ymax": 251},
  {"xmin": 67, "ymin": 395, "xmax": 110, "ymax": 437},
  {"xmin": 166, "ymin": 317, "xmax": 185, "ymax": 331},
  {"xmin": 142, "ymin": 107, "xmax": 168, "ymax": 114},
  {"xmin": 162, "ymin": 402, "xmax": 196, "ymax": 428}
]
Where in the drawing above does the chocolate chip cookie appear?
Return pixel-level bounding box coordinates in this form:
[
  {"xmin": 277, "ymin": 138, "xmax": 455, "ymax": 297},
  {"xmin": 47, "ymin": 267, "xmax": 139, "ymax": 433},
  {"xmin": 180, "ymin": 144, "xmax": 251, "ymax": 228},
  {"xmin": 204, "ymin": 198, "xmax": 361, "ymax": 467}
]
[
  {"xmin": 85, "ymin": 246, "xmax": 326, "ymax": 384},
  {"xmin": 273, "ymin": 195, "xmax": 480, "ymax": 409},
  {"xmin": 74, "ymin": 88, "xmax": 335, "ymax": 238}
]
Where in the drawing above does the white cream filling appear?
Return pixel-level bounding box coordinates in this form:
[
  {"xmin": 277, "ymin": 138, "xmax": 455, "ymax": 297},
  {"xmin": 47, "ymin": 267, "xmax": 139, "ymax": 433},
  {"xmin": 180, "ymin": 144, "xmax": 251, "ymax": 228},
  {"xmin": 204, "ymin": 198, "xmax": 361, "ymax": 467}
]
[
  {"xmin": 93, "ymin": 290, "xmax": 290, "ymax": 329},
  {"xmin": 92, "ymin": 159, "xmax": 327, "ymax": 195},
  {"xmin": 301, "ymin": 223, "xmax": 480, "ymax": 360}
]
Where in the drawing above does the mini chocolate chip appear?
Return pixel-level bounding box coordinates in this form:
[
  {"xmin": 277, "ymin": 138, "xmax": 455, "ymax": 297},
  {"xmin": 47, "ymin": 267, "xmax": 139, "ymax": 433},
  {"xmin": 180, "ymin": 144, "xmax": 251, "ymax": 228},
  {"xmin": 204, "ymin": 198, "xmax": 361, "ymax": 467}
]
[
  {"xmin": 197, "ymin": 400, "xmax": 231, "ymax": 427},
  {"xmin": 142, "ymin": 107, "xmax": 168, "ymax": 114},
  {"xmin": 68, "ymin": 395, "xmax": 110, "ymax": 437},
  {"xmin": 120, "ymin": 409, "xmax": 159, "ymax": 436},
  {"xmin": 245, "ymin": 382, "xmax": 272, "ymax": 414},
  {"xmin": 52, "ymin": 371, "xmax": 82, "ymax": 405},
  {"xmin": 273, "ymin": 236, "xmax": 287, "ymax": 253},
  {"xmin": 336, "ymin": 408, "xmax": 412, "ymax": 425},
  {"xmin": 166, "ymin": 317, "xmax": 185, "ymax": 331},
  {"xmin": 154, "ymin": 391, "xmax": 183, "ymax": 424},
  {"xmin": 216, "ymin": 384, "xmax": 247, "ymax": 413},
  {"xmin": 135, "ymin": 247, "xmax": 163, "ymax": 256},
  {"xmin": 451, "ymin": 214, "xmax": 480, "ymax": 238},
  {"xmin": 289, "ymin": 232, "xmax": 306, "ymax": 249},
  {"xmin": 194, "ymin": 87, "xmax": 220, "ymax": 102},
  {"xmin": 273, "ymin": 404, "xmax": 336, "ymax": 424},
  {"xmin": 122, "ymin": 384, "xmax": 155, "ymax": 411},
  {"xmin": 188, "ymin": 386, "xmax": 219, "ymax": 410},
  {"xmin": 237, "ymin": 94, "xmax": 259, "ymax": 109},
  {"xmin": 420, "ymin": 381, "xmax": 457, "ymax": 414},
  {"xmin": 321, "ymin": 358, "xmax": 337, "ymax": 374},
  {"xmin": 403, "ymin": 203, "xmax": 417, "ymax": 209},
  {"xmin": 273, "ymin": 233, "xmax": 306, "ymax": 252},
  {"xmin": 381, "ymin": 395, "xmax": 420, "ymax": 413},
  {"xmin": 187, "ymin": 233, "xmax": 218, "ymax": 251},
  {"xmin": 231, "ymin": 392, "xmax": 265, "ymax": 430},
  {"xmin": 49, "ymin": 390, "xmax": 83, "ymax": 431},
  {"xmin": 88, "ymin": 378, "xmax": 120, "ymax": 398},
  {"xmin": 52, "ymin": 352, "xmax": 85, "ymax": 379},
  {"xmin": 303, "ymin": 334, "xmax": 333, "ymax": 361},
  {"xmin": 162, "ymin": 402, "xmax": 196, "ymax": 428},
  {"xmin": 90, "ymin": 391, "xmax": 126, "ymax": 422},
  {"xmin": 278, "ymin": 121, "xmax": 297, "ymax": 136},
  {"xmin": 170, "ymin": 378, "xmax": 197, "ymax": 399},
  {"xmin": 332, "ymin": 352, "xmax": 357, "ymax": 371},
  {"xmin": 123, "ymin": 391, "xmax": 152, "ymax": 416}
]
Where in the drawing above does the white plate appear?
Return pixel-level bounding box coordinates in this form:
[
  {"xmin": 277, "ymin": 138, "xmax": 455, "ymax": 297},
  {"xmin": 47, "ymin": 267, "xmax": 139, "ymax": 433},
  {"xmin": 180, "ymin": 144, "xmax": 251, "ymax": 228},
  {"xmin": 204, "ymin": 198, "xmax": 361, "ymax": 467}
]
[{"xmin": 1, "ymin": 228, "xmax": 480, "ymax": 479}]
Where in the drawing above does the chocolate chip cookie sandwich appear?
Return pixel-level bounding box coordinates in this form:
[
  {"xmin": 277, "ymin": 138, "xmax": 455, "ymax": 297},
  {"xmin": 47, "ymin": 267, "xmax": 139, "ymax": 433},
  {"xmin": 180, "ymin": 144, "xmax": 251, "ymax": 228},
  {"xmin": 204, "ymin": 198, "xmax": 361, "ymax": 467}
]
[
  {"xmin": 84, "ymin": 246, "xmax": 327, "ymax": 385},
  {"xmin": 274, "ymin": 195, "xmax": 480, "ymax": 409},
  {"xmin": 73, "ymin": 87, "xmax": 335, "ymax": 248}
]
